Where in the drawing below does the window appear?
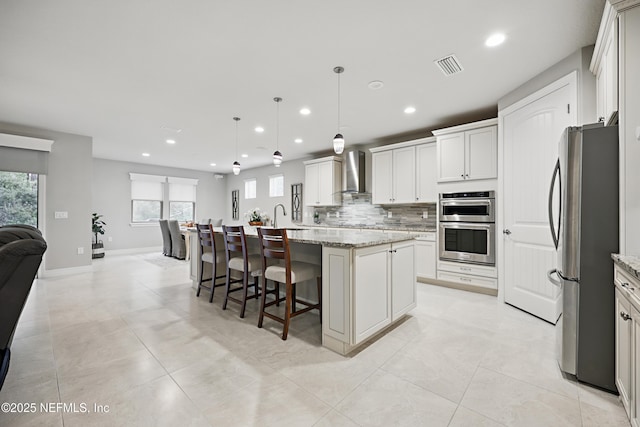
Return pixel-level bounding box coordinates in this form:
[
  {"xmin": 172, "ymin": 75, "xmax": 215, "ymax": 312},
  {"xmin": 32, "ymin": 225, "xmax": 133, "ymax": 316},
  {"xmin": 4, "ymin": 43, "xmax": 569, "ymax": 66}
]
[
  {"xmin": 168, "ymin": 177, "xmax": 197, "ymax": 222},
  {"xmin": 130, "ymin": 174, "xmax": 164, "ymax": 222},
  {"xmin": 269, "ymin": 174, "xmax": 284, "ymax": 197},
  {"xmin": 245, "ymin": 178, "xmax": 256, "ymax": 199},
  {"xmin": 130, "ymin": 173, "xmax": 198, "ymax": 223},
  {"xmin": 0, "ymin": 171, "xmax": 38, "ymax": 227}
]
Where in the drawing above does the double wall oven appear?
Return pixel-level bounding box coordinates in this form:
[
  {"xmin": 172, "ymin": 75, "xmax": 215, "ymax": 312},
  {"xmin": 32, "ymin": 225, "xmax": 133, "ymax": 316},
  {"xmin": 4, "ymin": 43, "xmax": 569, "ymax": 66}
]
[{"xmin": 438, "ymin": 191, "xmax": 495, "ymax": 266}]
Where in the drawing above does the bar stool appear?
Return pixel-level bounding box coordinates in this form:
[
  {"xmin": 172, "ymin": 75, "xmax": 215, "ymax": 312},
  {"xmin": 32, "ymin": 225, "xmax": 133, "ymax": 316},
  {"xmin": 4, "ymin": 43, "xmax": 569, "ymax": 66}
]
[
  {"xmin": 257, "ymin": 228, "xmax": 321, "ymax": 340},
  {"xmin": 195, "ymin": 223, "xmax": 226, "ymax": 303},
  {"xmin": 222, "ymin": 225, "xmax": 261, "ymax": 318}
]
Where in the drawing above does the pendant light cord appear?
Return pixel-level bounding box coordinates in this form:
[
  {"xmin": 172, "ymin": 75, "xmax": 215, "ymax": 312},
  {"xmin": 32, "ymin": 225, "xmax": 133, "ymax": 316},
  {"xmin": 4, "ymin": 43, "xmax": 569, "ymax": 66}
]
[
  {"xmin": 337, "ymin": 71, "xmax": 341, "ymax": 132},
  {"xmin": 276, "ymin": 100, "xmax": 280, "ymax": 151}
]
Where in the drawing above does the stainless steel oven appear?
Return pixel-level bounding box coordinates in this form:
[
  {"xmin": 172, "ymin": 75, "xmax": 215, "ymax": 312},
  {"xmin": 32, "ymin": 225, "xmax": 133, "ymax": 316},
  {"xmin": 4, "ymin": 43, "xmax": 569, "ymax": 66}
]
[{"xmin": 439, "ymin": 191, "xmax": 496, "ymax": 266}]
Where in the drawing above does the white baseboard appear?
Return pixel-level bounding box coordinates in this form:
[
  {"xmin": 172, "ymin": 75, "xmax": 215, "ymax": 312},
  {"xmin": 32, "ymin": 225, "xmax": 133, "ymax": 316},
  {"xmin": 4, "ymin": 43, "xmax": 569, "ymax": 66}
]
[
  {"xmin": 106, "ymin": 246, "xmax": 161, "ymax": 256},
  {"xmin": 40, "ymin": 265, "xmax": 92, "ymax": 278}
]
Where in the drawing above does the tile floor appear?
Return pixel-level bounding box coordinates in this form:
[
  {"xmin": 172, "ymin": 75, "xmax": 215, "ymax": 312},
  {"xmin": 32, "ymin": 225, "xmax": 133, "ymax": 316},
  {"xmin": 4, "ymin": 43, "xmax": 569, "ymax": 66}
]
[{"xmin": 0, "ymin": 251, "xmax": 630, "ymax": 426}]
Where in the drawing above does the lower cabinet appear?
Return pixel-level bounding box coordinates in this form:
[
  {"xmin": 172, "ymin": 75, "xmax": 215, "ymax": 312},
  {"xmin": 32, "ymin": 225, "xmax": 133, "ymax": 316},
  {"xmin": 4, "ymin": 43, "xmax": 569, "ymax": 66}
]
[
  {"xmin": 415, "ymin": 233, "xmax": 436, "ymax": 280},
  {"xmin": 437, "ymin": 260, "xmax": 498, "ymax": 291},
  {"xmin": 322, "ymin": 241, "xmax": 416, "ymax": 354},
  {"xmin": 614, "ymin": 263, "xmax": 640, "ymax": 426}
]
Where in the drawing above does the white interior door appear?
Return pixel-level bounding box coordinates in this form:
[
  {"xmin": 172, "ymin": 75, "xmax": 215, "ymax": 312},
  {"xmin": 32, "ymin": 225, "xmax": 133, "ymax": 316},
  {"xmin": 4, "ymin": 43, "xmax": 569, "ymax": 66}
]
[{"xmin": 501, "ymin": 72, "xmax": 577, "ymax": 324}]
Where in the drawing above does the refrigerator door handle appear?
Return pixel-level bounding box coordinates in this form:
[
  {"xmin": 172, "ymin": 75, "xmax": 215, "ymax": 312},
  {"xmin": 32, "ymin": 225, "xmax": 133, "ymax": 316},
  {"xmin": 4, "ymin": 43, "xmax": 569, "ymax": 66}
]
[
  {"xmin": 548, "ymin": 159, "xmax": 561, "ymax": 250},
  {"xmin": 547, "ymin": 268, "xmax": 562, "ymax": 287}
]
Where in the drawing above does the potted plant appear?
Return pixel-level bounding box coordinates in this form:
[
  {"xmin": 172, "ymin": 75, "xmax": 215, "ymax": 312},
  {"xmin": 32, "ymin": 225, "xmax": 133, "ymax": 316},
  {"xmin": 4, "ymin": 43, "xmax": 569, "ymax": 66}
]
[
  {"xmin": 245, "ymin": 208, "xmax": 269, "ymax": 226},
  {"xmin": 91, "ymin": 212, "xmax": 106, "ymax": 259}
]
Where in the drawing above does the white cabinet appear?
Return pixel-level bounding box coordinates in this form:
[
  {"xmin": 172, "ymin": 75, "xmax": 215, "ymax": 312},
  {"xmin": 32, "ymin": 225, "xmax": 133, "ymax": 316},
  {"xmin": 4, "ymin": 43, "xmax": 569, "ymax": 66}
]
[
  {"xmin": 433, "ymin": 119, "xmax": 498, "ymax": 183},
  {"xmin": 592, "ymin": 3, "xmax": 618, "ymax": 123},
  {"xmin": 614, "ymin": 262, "xmax": 640, "ymax": 426},
  {"xmin": 371, "ymin": 146, "xmax": 415, "ymax": 204},
  {"xmin": 437, "ymin": 260, "xmax": 498, "ymax": 292},
  {"xmin": 391, "ymin": 240, "xmax": 417, "ymax": 319},
  {"xmin": 370, "ymin": 137, "xmax": 436, "ymax": 205},
  {"xmin": 323, "ymin": 240, "xmax": 416, "ymax": 353},
  {"xmin": 304, "ymin": 156, "xmax": 342, "ymax": 206},
  {"xmin": 416, "ymin": 143, "xmax": 437, "ymax": 202},
  {"xmin": 353, "ymin": 244, "xmax": 392, "ymax": 343},
  {"xmin": 415, "ymin": 233, "xmax": 436, "ymax": 280}
]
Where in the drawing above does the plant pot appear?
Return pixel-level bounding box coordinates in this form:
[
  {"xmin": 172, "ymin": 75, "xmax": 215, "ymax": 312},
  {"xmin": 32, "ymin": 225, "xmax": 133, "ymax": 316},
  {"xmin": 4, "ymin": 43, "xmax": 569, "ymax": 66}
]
[
  {"xmin": 248, "ymin": 221, "xmax": 263, "ymax": 226},
  {"xmin": 92, "ymin": 242, "xmax": 105, "ymax": 259}
]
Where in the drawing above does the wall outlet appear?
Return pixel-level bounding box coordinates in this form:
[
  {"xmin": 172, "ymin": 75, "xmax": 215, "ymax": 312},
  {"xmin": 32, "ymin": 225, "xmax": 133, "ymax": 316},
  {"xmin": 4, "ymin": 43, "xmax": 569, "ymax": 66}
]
[
  {"xmin": 387, "ymin": 211, "xmax": 392, "ymax": 218},
  {"xmin": 77, "ymin": 247, "xmax": 84, "ymax": 255},
  {"xmin": 422, "ymin": 211, "xmax": 428, "ymax": 219},
  {"xmin": 54, "ymin": 211, "xmax": 68, "ymax": 219}
]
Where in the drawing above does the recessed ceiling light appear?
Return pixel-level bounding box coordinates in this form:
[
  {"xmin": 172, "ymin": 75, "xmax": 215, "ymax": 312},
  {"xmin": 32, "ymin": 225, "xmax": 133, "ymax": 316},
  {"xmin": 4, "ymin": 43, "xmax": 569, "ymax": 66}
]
[
  {"xmin": 142, "ymin": 153, "xmax": 150, "ymax": 157},
  {"xmin": 300, "ymin": 108, "xmax": 311, "ymax": 115},
  {"xmin": 368, "ymin": 80, "xmax": 384, "ymax": 90},
  {"xmin": 241, "ymin": 154, "xmax": 249, "ymax": 158},
  {"xmin": 210, "ymin": 163, "xmax": 216, "ymax": 166},
  {"xmin": 294, "ymin": 138, "xmax": 303, "ymax": 144},
  {"xmin": 485, "ymin": 33, "xmax": 506, "ymax": 47},
  {"xmin": 166, "ymin": 139, "xmax": 176, "ymax": 144},
  {"xmin": 160, "ymin": 126, "xmax": 182, "ymax": 133},
  {"xmin": 404, "ymin": 106, "xmax": 416, "ymax": 114},
  {"xmin": 255, "ymin": 126, "xmax": 264, "ymax": 133}
]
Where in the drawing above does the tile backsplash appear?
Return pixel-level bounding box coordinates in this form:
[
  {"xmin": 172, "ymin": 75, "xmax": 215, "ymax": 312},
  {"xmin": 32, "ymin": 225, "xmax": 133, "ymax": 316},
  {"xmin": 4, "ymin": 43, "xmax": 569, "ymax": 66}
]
[{"xmin": 309, "ymin": 193, "xmax": 436, "ymax": 229}]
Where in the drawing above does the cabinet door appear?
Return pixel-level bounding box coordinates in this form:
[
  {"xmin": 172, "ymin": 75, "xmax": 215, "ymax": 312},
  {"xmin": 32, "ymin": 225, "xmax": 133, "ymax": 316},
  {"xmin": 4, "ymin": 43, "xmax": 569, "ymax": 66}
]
[
  {"xmin": 465, "ymin": 126, "xmax": 497, "ymax": 180},
  {"xmin": 437, "ymin": 132, "xmax": 465, "ymax": 182},
  {"xmin": 634, "ymin": 305, "xmax": 640, "ymax": 425},
  {"xmin": 305, "ymin": 163, "xmax": 319, "ymax": 206},
  {"xmin": 392, "ymin": 146, "xmax": 416, "ymax": 204},
  {"xmin": 415, "ymin": 240, "xmax": 436, "ymax": 279},
  {"xmin": 318, "ymin": 161, "xmax": 335, "ymax": 205},
  {"xmin": 372, "ymin": 151, "xmax": 393, "ymax": 204},
  {"xmin": 616, "ymin": 289, "xmax": 633, "ymax": 417},
  {"xmin": 416, "ymin": 143, "xmax": 437, "ymax": 202},
  {"xmin": 391, "ymin": 241, "xmax": 416, "ymax": 320},
  {"xmin": 354, "ymin": 244, "xmax": 391, "ymax": 344}
]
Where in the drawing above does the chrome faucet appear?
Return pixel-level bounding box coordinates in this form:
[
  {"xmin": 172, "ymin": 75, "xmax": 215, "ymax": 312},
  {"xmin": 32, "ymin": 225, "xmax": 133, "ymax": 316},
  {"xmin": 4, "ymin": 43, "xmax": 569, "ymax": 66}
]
[{"xmin": 273, "ymin": 203, "xmax": 286, "ymax": 228}]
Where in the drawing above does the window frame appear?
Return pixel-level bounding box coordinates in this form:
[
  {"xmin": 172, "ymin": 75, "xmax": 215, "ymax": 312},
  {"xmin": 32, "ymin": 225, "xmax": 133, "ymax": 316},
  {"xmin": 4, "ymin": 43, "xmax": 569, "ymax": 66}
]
[
  {"xmin": 244, "ymin": 178, "xmax": 257, "ymax": 200},
  {"xmin": 269, "ymin": 174, "xmax": 284, "ymax": 198}
]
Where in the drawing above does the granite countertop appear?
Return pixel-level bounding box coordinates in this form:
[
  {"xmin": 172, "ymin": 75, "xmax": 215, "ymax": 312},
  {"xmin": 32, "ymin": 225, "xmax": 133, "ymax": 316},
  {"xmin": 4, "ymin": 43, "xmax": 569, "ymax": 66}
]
[
  {"xmin": 301, "ymin": 223, "xmax": 437, "ymax": 233},
  {"xmin": 612, "ymin": 254, "xmax": 640, "ymax": 280},
  {"xmin": 190, "ymin": 226, "xmax": 417, "ymax": 248}
]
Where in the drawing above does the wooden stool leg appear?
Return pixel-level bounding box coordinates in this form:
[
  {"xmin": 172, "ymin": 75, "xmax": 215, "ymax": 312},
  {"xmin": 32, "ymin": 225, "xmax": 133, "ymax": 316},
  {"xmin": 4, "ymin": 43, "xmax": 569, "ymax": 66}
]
[
  {"xmin": 208, "ymin": 262, "xmax": 216, "ymax": 303},
  {"xmin": 258, "ymin": 277, "xmax": 268, "ymax": 328},
  {"xmin": 292, "ymin": 285, "xmax": 297, "ymax": 313},
  {"xmin": 317, "ymin": 276, "xmax": 322, "ymax": 324},
  {"xmin": 282, "ymin": 281, "xmax": 292, "ymax": 340},
  {"xmin": 254, "ymin": 276, "xmax": 259, "ymax": 299},
  {"xmin": 222, "ymin": 268, "xmax": 231, "ymax": 310},
  {"xmin": 196, "ymin": 259, "xmax": 204, "ymax": 297},
  {"xmin": 275, "ymin": 282, "xmax": 280, "ymax": 306},
  {"xmin": 240, "ymin": 271, "xmax": 249, "ymax": 318}
]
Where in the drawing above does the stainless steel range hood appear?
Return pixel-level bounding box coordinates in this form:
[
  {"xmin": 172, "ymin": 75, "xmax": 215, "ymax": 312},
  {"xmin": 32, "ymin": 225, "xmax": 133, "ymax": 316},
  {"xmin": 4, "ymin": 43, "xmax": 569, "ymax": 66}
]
[{"xmin": 345, "ymin": 150, "xmax": 365, "ymax": 193}]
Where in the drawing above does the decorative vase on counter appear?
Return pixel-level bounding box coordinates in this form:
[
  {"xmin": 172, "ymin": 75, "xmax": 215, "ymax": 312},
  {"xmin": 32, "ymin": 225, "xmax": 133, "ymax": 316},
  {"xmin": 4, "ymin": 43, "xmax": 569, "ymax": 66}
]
[{"xmin": 249, "ymin": 221, "xmax": 263, "ymax": 226}]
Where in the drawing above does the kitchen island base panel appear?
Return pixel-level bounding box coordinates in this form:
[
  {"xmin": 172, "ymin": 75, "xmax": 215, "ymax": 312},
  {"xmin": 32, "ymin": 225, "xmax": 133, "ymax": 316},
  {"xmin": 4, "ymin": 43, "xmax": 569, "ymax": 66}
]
[{"xmin": 417, "ymin": 276, "xmax": 498, "ymax": 297}]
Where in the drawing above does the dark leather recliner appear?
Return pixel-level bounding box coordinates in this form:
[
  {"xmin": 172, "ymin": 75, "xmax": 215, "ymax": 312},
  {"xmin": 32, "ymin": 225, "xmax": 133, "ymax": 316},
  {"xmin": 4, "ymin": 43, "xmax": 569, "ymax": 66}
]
[{"xmin": 0, "ymin": 224, "xmax": 47, "ymax": 391}]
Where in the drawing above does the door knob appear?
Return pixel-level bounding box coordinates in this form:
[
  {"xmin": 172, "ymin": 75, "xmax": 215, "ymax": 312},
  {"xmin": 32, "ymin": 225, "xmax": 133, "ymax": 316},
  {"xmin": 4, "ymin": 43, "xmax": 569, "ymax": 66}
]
[{"xmin": 503, "ymin": 229, "xmax": 512, "ymax": 235}]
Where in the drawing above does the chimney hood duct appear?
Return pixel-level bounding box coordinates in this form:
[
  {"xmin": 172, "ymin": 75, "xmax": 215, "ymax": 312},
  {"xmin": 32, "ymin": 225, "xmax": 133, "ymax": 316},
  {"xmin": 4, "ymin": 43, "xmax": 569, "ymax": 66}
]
[{"xmin": 345, "ymin": 150, "xmax": 365, "ymax": 193}]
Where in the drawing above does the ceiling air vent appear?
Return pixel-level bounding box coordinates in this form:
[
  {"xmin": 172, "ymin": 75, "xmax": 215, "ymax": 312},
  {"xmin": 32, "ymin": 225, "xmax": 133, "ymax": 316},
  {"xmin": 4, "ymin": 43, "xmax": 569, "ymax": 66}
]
[{"xmin": 434, "ymin": 54, "xmax": 464, "ymax": 76}]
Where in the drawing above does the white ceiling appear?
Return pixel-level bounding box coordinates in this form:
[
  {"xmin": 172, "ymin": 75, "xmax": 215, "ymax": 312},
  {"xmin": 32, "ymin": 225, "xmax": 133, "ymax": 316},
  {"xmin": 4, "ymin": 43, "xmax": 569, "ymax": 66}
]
[{"xmin": 0, "ymin": 0, "xmax": 605, "ymax": 173}]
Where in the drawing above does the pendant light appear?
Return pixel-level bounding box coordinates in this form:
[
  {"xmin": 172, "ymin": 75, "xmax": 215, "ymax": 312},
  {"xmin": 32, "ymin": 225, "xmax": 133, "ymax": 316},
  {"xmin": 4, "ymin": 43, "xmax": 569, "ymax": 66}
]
[
  {"xmin": 333, "ymin": 66, "xmax": 345, "ymax": 155},
  {"xmin": 273, "ymin": 97, "xmax": 283, "ymax": 167},
  {"xmin": 232, "ymin": 117, "xmax": 241, "ymax": 175}
]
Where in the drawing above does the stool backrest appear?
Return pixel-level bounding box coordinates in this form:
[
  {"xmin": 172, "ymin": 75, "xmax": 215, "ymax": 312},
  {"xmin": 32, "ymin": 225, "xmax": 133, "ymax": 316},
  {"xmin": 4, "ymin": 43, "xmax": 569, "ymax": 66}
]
[
  {"xmin": 257, "ymin": 228, "xmax": 291, "ymax": 272},
  {"xmin": 197, "ymin": 223, "xmax": 217, "ymax": 252},
  {"xmin": 222, "ymin": 225, "xmax": 248, "ymax": 266}
]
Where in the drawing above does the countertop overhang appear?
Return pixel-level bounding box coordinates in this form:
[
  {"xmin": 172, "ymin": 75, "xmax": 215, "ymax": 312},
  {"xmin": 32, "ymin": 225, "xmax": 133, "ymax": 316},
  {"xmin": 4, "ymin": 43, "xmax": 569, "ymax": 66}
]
[{"xmin": 190, "ymin": 226, "xmax": 418, "ymax": 248}]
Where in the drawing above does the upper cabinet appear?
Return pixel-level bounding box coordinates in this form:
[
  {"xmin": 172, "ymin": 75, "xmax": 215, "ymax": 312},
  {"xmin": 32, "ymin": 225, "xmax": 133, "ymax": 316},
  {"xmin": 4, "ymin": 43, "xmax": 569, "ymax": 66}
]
[
  {"xmin": 370, "ymin": 137, "xmax": 436, "ymax": 205},
  {"xmin": 304, "ymin": 156, "xmax": 342, "ymax": 206},
  {"xmin": 591, "ymin": 2, "xmax": 618, "ymax": 123},
  {"xmin": 433, "ymin": 118, "xmax": 498, "ymax": 183}
]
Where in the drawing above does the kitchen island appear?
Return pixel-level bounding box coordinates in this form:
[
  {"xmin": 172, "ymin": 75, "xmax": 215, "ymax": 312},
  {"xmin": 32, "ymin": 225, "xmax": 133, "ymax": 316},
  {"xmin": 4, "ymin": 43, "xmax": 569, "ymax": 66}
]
[{"xmin": 189, "ymin": 227, "xmax": 417, "ymax": 355}]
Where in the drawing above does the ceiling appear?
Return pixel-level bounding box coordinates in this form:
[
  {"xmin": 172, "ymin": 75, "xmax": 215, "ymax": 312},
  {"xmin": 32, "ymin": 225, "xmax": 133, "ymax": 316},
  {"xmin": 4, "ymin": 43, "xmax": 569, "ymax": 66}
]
[{"xmin": 0, "ymin": 0, "xmax": 605, "ymax": 173}]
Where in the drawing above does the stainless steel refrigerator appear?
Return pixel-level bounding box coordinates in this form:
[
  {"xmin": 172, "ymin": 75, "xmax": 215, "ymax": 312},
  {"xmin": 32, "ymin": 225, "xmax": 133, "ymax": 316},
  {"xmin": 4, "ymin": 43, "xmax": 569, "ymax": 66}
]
[{"xmin": 547, "ymin": 123, "xmax": 619, "ymax": 393}]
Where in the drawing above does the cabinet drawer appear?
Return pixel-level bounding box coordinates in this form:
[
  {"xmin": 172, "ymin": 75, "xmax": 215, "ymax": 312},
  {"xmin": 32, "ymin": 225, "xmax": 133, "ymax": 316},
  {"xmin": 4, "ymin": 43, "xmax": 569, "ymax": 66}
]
[
  {"xmin": 615, "ymin": 265, "xmax": 640, "ymax": 290},
  {"xmin": 437, "ymin": 270, "xmax": 497, "ymax": 290},
  {"xmin": 438, "ymin": 260, "xmax": 497, "ymax": 278}
]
